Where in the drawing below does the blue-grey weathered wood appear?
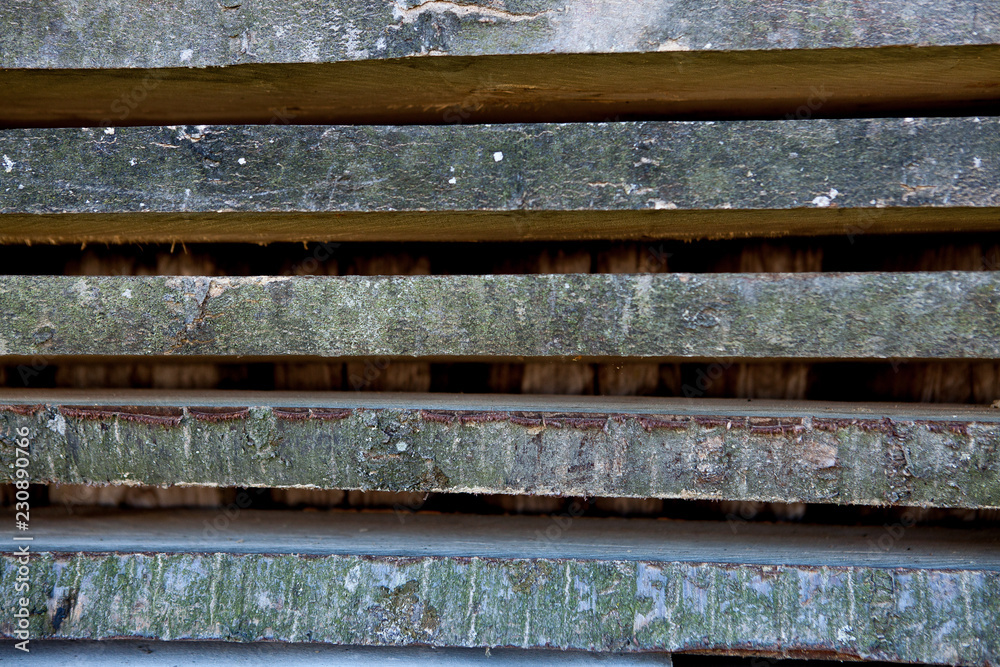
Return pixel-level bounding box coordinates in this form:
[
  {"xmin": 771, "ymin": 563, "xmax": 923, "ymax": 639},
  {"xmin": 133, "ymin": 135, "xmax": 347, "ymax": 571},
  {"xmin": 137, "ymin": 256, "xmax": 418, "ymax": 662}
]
[
  {"xmin": 2, "ymin": 510, "xmax": 997, "ymax": 663},
  {"xmin": 4, "ymin": 0, "xmax": 998, "ymax": 69}
]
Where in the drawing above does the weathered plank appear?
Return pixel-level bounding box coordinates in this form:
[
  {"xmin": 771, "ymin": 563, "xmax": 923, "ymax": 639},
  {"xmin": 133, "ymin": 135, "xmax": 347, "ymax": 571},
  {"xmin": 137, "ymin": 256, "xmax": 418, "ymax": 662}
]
[
  {"xmin": 5, "ymin": 640, "xmax": 672, "ymax": 665},
  {"xmin": 3, "ymin": 1, "xmax": 999, "ymax": 126},
  {"xmin": 1, "ymin": 119, "xmax": 998, "ymax": 242},
  {"xmin": 0, "ymin": 0, "xmax": 1000, "ymax": 126},
  {"xmin": 9, "ymin": 0, "xmax": 998, "ymax": 69},
  {"xmin": 4, "ymin": 510, "xmax": 998, "ymax": 663},
  {"xmin": 4, "ymin": 49, "xmax": 999, "ymax": 129},
  {"xmin": 2, "ymin": 391, "xmax": 999, "ymax": 508},
  {"xmin": 1, "ymin": 273, "xmax": 999, "ymax": 359}
]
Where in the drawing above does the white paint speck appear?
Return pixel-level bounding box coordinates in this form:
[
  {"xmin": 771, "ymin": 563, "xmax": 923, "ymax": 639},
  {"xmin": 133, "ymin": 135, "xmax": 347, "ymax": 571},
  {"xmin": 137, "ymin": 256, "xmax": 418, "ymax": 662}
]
[
  {"xmin": 904, "ymin": 117, "xmax": 914, "ymax": 123},
  {"xmin": 704, "ymin": 43, "xmax": 713, "ymax": 49},
  {"xmin": 238, "ymin": 157, "xmax": 246, "ymax": 165},
  {"xmin": 180, "ymin": 49, "xmax": 193, "ymax": 62},
  {"xmin": 104, "ymin": 127, "xmax": 115, "ymax": 135},
  {"xmin": 651, "ymin": 200, "xmax": 677, "ymax": 210},
  {"xmin": 810, "ymin": 189, "xmax": 839, "ymax": 208},
  {"xmin": 46, "ymin": 413, "xmax": 67, "ymax": 436},
  {"xmin": 974, "ymin": 157, "xmax": 982, "ymax": 168},
  {"xmin": 122, "ymin": 289, "xmax": 132, "ymax": 299},
  {"xmin": 448, "ymin": 177, "xmax": 457, "ymax": 185},
  {"xmin": 396, "ymin": 442, "xmax": 408, "ymax": 452},
  {"xmin": 2, "ymin": 155, "xmax": 12, "ymax": 173},
  {"xmin": 129, "ymin": 158, "xmax": 137, "ymax": 166},
  {"xmin": 657, "ymin": 39, "xmax": 688, "ymax": 51},
  {"xmin": 493, "ymin": 151, "xmax": 504, "ymax": 162},
  {"xmin": 836, "ymin": 625, "xmax": 856, "ymax": 642}
]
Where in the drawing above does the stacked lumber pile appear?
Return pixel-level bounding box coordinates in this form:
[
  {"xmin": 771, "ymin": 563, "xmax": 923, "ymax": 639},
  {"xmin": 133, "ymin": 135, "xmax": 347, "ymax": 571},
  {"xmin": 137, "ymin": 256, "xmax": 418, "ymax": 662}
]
[{"xmin": 1, "ymin": 0, "xmax": 998, "ymax": 663}]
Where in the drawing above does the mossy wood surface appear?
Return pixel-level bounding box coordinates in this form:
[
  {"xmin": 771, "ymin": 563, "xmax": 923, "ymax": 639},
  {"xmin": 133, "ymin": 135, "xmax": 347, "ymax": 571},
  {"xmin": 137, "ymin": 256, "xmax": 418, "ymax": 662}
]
[
  {"xmin": 1, "ymin": 120, "xmax": 997, "ymax": 243},
  {"xmin": 2, "ymin": 510, "xmax": 998, "ymax": 664},
  {"xmin": 3, "ymin": 4, "xmax": 998, "ymax": 128},
  {"xmin": 2, "ymin": 392, "xmax": 999, "ymax": 507},
  {"xmin": 1, "ymin": 273, "xmax": 999, "ymax": 359},
  {"xmin": 4, "ymin": 0, "xmax": 998, "ymax": 69}
]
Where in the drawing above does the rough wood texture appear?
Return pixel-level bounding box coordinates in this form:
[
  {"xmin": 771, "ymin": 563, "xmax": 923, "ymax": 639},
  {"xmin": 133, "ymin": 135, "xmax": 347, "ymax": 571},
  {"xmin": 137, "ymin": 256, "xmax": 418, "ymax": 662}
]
[
  {"xmin": 1, "ymin": 119, "xmax": 998, "ymax": 242},
  {"xmin": 4, "ymin": 48, "xmax": 1000, "ymax": 129},
  {"xmin": 1, "ymin": 272, "xmax": 1000, "ymax": 359},
  {"xmin": 6, "ymin": 0, "xmax": 997, "ymax": 69},
  {"xmin": 3, "ymin": 510, "xmax": 998, "ymax": 664},
  {"xmin": 2, "ymin": 392, "xmax": 998, "ymax": 507}
]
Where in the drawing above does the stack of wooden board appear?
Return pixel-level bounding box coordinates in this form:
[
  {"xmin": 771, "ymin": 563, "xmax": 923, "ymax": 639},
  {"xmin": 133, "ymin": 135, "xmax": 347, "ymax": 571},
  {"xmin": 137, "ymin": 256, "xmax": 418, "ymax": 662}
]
[{"xmin": 1, "ymin": 0, "xmax": 998, "ymax": 663}]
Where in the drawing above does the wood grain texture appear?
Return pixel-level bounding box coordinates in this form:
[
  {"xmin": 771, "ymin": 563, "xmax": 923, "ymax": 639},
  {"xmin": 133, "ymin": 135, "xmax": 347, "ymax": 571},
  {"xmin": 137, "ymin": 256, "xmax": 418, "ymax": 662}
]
[
  {"xmin": 4, "ymin": 2, "xmax": 998, "ymax": 126},
  {"xmin": 3, "ymin": 510, "xmax": 998, "ymax": 663},
  {"xmin": 2, "ymin": 392, "xmax": 999, "ymax": 507},
  {"xmin": 1, "ymin": 272, "xmax": 999, "ymax": 360},
  {"xmin": 12, "ymin": 507, "xmax": 1000, "ymax": 564},
  {"xmin": 1, "ymin": 118, "xmax": 998, "ymax": 242},
  {"xmin": 4, "ymin": 47, "xmax": 1000, "ymax": 128},
  {"xmin": 6, "ymin": 641, "xmax": 673, "ymax": 666}
]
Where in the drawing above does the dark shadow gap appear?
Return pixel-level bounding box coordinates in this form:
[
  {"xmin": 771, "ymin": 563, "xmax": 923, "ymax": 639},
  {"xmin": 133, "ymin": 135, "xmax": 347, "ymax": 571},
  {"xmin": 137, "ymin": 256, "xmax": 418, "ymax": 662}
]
[
  {"xmin": 8, "ymin": 484, "xmax": 999, "ymax": 527},
  {"xmin": 4, "ymin": 360, "xmax": 999, "ymax": 404},
  {"xmin": 0, "ymin": 233, "xmax": 999, "ymax": 276}
]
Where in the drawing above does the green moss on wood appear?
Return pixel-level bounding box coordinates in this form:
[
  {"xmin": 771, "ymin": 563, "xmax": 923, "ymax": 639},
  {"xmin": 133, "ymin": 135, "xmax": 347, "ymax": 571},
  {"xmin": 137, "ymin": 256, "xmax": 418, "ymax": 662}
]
[
  {"xmin": 2, "ymin": 553, "xmax": 996, "ymax": 664},
  {"xmin": 2, "ymin": 402, "xmax": 998, "ymax": 507},
  {"xmin": 0, "ymin": 273, "xmax": 998, "ymax": 359},
  {"xmin": 1, "ymin": 119, "xmax": 996, "ymax": 217}
]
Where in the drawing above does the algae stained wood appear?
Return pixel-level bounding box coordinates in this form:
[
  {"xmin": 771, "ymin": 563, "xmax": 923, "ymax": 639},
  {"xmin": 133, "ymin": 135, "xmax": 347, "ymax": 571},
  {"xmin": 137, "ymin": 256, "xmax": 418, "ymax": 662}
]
[
  {"xmin": 3, "ymin": 1, "xmax": 999, "ymax": 127},
  {"xmin": 3, "ymin": 392, "xmax": 999, "ymax": 508},
  {"xmin": 1, "ymin": 119, "xmax": 999, "ymax": 242},
  {"xmin": 6, "ymin": 0, "xmax": 999, "ymax": 69},
  {"xmin": 1, "ymin": 273, "xmax": 999, "ymax": 359},
  {"xmin": 3, "ymin": 510, "xmax": 998, "ymax": 664}
]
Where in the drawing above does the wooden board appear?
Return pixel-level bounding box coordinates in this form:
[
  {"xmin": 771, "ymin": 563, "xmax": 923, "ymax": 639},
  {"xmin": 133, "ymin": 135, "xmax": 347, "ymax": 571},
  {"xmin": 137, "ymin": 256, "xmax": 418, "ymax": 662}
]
[
  {"xmin": 2, "ymin": 1, "xmax": 998, "ymax": 126},
  {"xmin": 1, "ymin": 273, "xmax": 999, "ymax": 360},
  {"xmin": 2, "ymin": 391, "xmax": 999, "ymax": 508},
  {"xmin": 3, "ymin": 48, "xmax": 998, "ymax": 128},
  {"xmin": 8, "ymin": 0, "xmax": 997, "ymax": 68},
  {"xmin": 1, "ymin": 119, "xmax": 998, "ymax": 243},
  {"xmin": 5, "ymin": 641, "xmax": 672, "ymax": 665},
  {"xmin": 3, "ymin": 509, "xmax": 998, "ymax": 663}
]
